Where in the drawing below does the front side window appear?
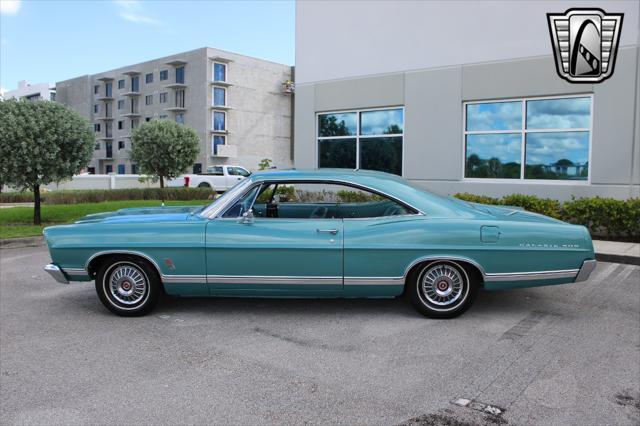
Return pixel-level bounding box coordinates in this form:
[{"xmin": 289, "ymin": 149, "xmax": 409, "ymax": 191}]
[
  {"xmin": 222, "ymin": 182, "xmax": 414, "ymax": 219},
  {"xmin": 227, "ymin": 166, "xmax": 250, "ymax": 177},
  {"xmin": 464, "ymin": 96, "xmax": 591, "ymax": 181},
  {"xmin": 213, "ymin": 111, "xmax": 226, "ymax": 131},
  {"xmin": 213, "ymin": 87, "xmax": 225, "ymax": 106},
  {"xmin": 317, "ymin": 108, "xmax": 404, "ymax": 175},
  {"xmin": 213, "ymin": 62, "xmax": 226, "ymax": 82}
]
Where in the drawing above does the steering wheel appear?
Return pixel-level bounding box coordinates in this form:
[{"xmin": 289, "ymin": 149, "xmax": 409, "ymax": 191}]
[{"xmin": 310, "ymin": 206, "xmax": 328, "ymax": 219}]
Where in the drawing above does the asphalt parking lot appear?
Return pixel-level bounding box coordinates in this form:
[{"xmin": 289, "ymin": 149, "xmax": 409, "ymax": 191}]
[{"xmin": 1, "ymin": 245, "xmax": 639, "ymax": 425}]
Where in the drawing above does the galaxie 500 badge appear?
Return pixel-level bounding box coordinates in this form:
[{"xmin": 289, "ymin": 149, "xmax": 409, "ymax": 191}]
[{"xmin": 547, "ymin": 8, "xmax": 623, "ymax": 83}]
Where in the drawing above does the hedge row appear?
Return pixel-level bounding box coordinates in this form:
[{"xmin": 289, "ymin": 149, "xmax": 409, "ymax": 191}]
[
  {"xmin": 454, "ymin": 193, "xmax": 640, "ymax": 239},
  {"xmin": 0, "ymin": 187, "xmax": 215, "ymax": 204}
]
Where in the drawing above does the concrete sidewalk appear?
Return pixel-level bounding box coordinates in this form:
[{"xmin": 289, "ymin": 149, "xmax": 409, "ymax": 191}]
[{"xmin": 593, "ymin": 240, "xmax": 640, "ymax": 266}]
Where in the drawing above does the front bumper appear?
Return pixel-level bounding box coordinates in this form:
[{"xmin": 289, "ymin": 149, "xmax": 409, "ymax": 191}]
[
  {"xmin": 575, "ymin": 259, "xmax": 597, "ymax": 283},
  {"xmin": 44, "ymin": 264, "xmax": 69, "ymax": 284}
]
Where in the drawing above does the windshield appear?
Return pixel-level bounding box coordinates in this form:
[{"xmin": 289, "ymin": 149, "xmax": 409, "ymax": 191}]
[{"xmin": 198, "ymin": 179, "xmax": 252, "ymax": 218}]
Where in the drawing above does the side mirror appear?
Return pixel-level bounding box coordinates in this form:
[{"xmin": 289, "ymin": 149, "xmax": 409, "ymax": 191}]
[{"xmin": 238, "ymin": 209, "xmax": 254, "ymax": 225}]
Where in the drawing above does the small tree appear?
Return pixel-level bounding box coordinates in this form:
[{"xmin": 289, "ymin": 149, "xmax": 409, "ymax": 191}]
[
  {"xmin": 129, "ymin": 120, "xmax": 200, "ymax": 196},
  {"xmin": 0, "ymin": 99, "xmax": 94, "ymax": 224},
  {"xmin": 258, "ymin": 158, "xmax": 273, "ymax": 170}
]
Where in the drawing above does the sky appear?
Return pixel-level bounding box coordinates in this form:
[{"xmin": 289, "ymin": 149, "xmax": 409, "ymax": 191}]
[{"xmin": 0, "ymin": 0, "xmax": 295, "ymax": 94}]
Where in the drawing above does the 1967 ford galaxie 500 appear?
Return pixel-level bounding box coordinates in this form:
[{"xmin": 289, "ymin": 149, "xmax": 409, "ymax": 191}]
[{"xmin": 43, "ymin": 169, "xmax": 596, "ymax": 318}]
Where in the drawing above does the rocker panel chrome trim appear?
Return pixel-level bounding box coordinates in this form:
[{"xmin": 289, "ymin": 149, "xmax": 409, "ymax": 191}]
[
  {"xmin": 344, "ymin": 277, "xmax": 404, "ymax": 286},
  {"xmin": 484, "ymin": 269, "xmax": 579, "ymax": 282},
  {"xmin": 206, "ymin": 275, "xmax": 342, "ymax": 285}
]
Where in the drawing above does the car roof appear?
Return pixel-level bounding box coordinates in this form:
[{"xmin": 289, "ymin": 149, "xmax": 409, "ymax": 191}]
[{"xmin": 249, "ymin": 169, "xmax": 472, "ymax": 217}]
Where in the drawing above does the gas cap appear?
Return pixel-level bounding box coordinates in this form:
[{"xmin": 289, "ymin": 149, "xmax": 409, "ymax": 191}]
[{"xmin": 481, "ymin": 225, "xmax": 500, "ymax": 243}]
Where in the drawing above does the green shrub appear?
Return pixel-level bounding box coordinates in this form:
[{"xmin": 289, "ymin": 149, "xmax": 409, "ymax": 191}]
[
  {"xmin": 0, "ymin": 187, "xmax": 214, "ymax": 204},
  {"xmin": 453, "ymin": 193, "xmax": 501, "ymax": 205},
  {"xmin": 501, "ymin": 194, "xmax": 562, "ymax": 219},
  {"xmin": 454, "ymin": 193, "xmax": 639, "ymax": 240}
]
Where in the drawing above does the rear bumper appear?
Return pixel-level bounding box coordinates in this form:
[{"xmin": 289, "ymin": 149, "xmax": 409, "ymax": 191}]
[
  {"xmin": 574, "ymin": 259, "xmax": 597, "ymax": 283},
  {"xmin": 44, "ymin": 264, "xmax": 69, "ymax": 284}
]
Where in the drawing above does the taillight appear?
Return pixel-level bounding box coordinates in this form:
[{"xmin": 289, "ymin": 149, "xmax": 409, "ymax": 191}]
[{"xmin": 184, "ymin": 176, "xmax": 190, "ymax": 187}]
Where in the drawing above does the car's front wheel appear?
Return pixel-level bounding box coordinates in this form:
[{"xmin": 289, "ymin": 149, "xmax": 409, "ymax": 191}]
[
  {"xmin": 95, "ymin": 256, "xmax": 161, "ymax": 316},
  {"xmin": 408, "ymin": 260, "xmax": 478, "ymax": 319}
]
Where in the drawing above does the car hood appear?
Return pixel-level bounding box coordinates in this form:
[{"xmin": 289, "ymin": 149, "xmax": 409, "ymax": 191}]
[{"xmin": 74, "ymin": 205, "xmax": 205, "ymax": 224}]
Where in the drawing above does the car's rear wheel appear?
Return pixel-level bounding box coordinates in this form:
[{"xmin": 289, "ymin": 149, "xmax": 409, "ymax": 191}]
[
  {"xmin": 198, "ymin": 182, "xmax": 211, "ymax": 188},
  {"xmin": 95, "ymin": 256, "xmax": 161, "ymax": 316},
  {"xmin": 408, "ymin": 260, "xmax": 478, "ymax": 319}
]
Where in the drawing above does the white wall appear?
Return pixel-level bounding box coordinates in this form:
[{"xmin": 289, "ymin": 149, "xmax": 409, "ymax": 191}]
[
  {"xmin": 43, "ymin": 175, "xmax": 161, "ymax": 191},
  {"xmin": 296, "ymin": 0, "xmax": 639, "ymax": 84},
  {"xmin": 3, "ymin": 80, "xmax": 54, "ymax": 100}
]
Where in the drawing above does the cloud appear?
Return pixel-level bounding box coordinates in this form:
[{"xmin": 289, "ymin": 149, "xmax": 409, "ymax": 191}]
[
  {"xmin": 0, "ymin": 0, "xmax": 21, "ymax": 15},
  {"xmin": 114, "ymin": 0, "xmax": 160, "ymax": 25}
]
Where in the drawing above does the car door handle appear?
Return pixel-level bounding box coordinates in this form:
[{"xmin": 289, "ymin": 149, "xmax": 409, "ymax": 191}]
[{"xmin": 316, "ymin": 229, "xmax": 338, "ymax": 235}]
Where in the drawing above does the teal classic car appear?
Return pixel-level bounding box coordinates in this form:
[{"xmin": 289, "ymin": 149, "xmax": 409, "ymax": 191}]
[{"xmin": 43, "ymin": 169, "xmax": 596, "ymax": 318}]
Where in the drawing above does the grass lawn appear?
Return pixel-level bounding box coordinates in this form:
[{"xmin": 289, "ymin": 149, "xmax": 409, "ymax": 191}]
[{"xmin": 0, "ymin": 200, "xmax": 209, "ymax": 239}]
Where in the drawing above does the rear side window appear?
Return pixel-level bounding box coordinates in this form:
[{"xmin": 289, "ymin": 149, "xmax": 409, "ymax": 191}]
[{"xmin": 206, "ymin": 166, "xmax": 224, "ymax": 176}]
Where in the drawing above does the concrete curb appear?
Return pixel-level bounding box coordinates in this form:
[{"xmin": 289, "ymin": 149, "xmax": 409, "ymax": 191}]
[
  {"xmin": 595, "ymin": 253, "xmax": 640, "ymax": 266},
  {"xmin": 0, "ymin": 236, "xmax": 45, "ymax": 249}
]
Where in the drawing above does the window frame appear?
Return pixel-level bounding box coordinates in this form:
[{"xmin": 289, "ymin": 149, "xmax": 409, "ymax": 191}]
[
  {"xmin": 216, "ymin": 179, "xmax": 420, "ymax": 220},
  {"xmin": 212, "ymin": 134, "xmax": 226, "ymax": 155},
  {"xmin": 212, "ymin": 86, "xmax": 226, "ymax": 106},
  {"xmin": 213, "ymin": 110, "xmax": 226, "ymax": 131},
  {"xmin": 462, "ymin": 94, "xmax": 593, "ymax": 184},
  {"xmin": 315, "ymin": 106, "xmax": 405, "ymax": 176},
  {"xmin": 213, "ymin": 62, "xmax": 227, "ymax": 82}
]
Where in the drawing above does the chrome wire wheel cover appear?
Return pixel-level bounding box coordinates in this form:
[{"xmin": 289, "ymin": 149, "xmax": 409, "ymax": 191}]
[
  {"xmin": 108, "ymin": 264, "xmax": 148, "ymax": 305},
  {"xmin": 421, "ymin": 264, "xmax": 465, "ymax": 307}
]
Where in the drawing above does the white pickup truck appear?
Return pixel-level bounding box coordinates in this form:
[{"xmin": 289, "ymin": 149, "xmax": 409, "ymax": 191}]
[{"xmin": 168, "ymin": 165, "xmax": 251, "ymax": 191}]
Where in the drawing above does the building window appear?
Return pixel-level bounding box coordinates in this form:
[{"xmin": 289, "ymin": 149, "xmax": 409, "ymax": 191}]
[
  {"xmin": 118, "ymin": 140, "xmax": 125, "ymax": 150},
  {"xmin": 159, "ymin": 92, "xmax": 168, "ymax": 103},
  {"xmin": 105, "ymin": 164, "xmax": 113, "ymax": 174},
  {"xmin": 464, "ymin": 96, "xmax": 591, "ymax": 181},
  {"xmin": 94, "ymin": 85, "xmax": 99, "ymax": 94},
  {"xmin": 193, "ymin": 163, "xmax": 202, "ymax": 174},
  {"xmin": 159, "ymin": 114, "xmax": 168, "ymax": 120},
  {"xmin": 118, "ymin": 79, "xmax": 125, "ymax": 89},
  {"xmin": 104, "ymin": 102, "xmax": 112, "ymax": 118},
  {"xmin": 131, "ymin": 164, "xmax": 138, "ymax": 174},
  {"xmin": 94, "ymin": 142, "xmax": 100, "ymax": 150},
  {"xmin": 94, "ymin": 123, "xmax": 101, "ymax": 132},
  {"xmin": 94, "ymin": 104, "xmax": 99, "ymax": 114},
  {"xmin": 317, "ymin": 108, "xmax": 404, "ymax": 175},
  {"xmin": 118, "ymin": 120, "xmax": 123, "ymax": 130},
  {"xmin": 105, "ymin": 82, "xmax": 112, "ymax": 97},
  {"xmin": 131, "ymin": 119, "xmax": 138, "ymax": 129},
  {"xmin": 213, "ymin": 111, "xmax": 226, "ymax": 131},
  {"xmin": 117, "ymin": 164, "xmax": 125, "ymax": 174},
  {"xmin": 105, "ymin": 121, "xmax": 113, "ymax": 138},
  {"xmin": 145, "ymin": 117, "xmax": 151, "ymax": 122},
  {"xmin": 175, "ymin": 113, "xmax": 185, "ymax": 125},
  {"xmin": 212, "ymin": 135, "xmax": 225, "ymax": 155},
  {"xmin": 175, "ymin": 66, "xmax": 185, "ymax": 84},
  {"xmin": 160, "ymin": 70, "xmax": 168, "ymax": 81},
  {"xmin": 131, "ymin": 75, "xmax": 140, "ymax": 92},
  {"xmin": 213, "ymin": 62, "xmax": 226, "ymax": 82},
  {"xmin": 106, "ymin": 141, "xmax": 113, "ymax": 158},
  {"xmin": 118, "ymin": 99, "xmax": 125, "ymax": 110},
  {"xmin": 145, "ymin": 73, "xmax": 153, "ymax": 84},
  {"xmin": 175, "ymin": 90, "xmax": 185, "ymax": 108},
  {"xmin": 145, "ymin": 94, "xmax": 153, "ymax": 105},
  {"xmin": 213, "ymin": 87, "xmax": 225, "ymax": 106}
]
